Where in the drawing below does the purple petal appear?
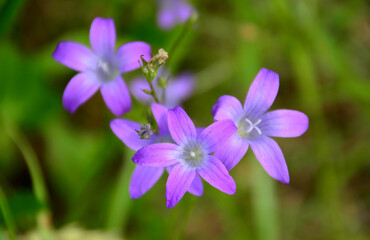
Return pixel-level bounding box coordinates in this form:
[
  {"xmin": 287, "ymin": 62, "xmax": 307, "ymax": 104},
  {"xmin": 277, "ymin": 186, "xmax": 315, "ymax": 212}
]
[
  {"xmin": 151, "ymin": 103, "xmax": 170, "ymax": 136},
  {"xmin": 157, "ymin": 8, "xmax": 175, "ymax": 30},
  {"xmin": 52, "ymin": 41, "xmax": 97, "ymax": 72},
  {"xmin": 165, "ymin": 73, "xmax": 194, "ymax": 108},
  {"xmin": 166, "ymin": 165, "xmax": 203, "ymax": 196},
  {"xmin": 129, "ymin": 166, "xmax": 164, "ymax": 199},
  {"xmin": 177, "ymin": 2, "xmax": 193, "ymax": 22},
  {"xmin": 197, "ymin": 155, "xmax": 236, "ymax": 194},
  {"xmin": 198, "ymin": 120, "xmax": 237, "ymax": 153},
  {"xmin": 132, "ymin": 143, "xmax": 179, "ymax": 167},
  {"xmin": 130, "ymin": 78, "xmax": 153, "ymax": 104},
  {"xmin": 100, "ymin": 75, "xmax": 131, "ymax": 116},
  {"xmin": 168, "ymin": 106, "xmax": 196, "ymax": 145},
  {"xmin": 166, "ymin": 164, "xmax": 195, "ymax": 208},
  {"xmin": 187, "ymin": 174, "xmax": 203, "ymax": 196},
  {"xmin": 214, "ymin": 133, "xmax": 249, "ymax": 171},
  {"xmin": 110, "ymin": 119, "xmax": 152, "ymax": 151},
  {"xmin": 62, "ymin": 72, "xmax": 100, "ymax": 113},
  {"xmin": 244, "ymin": 68, "xmax": 279, "ymax": 117},
  {"xmin": 212, "ymin": 95, "xmax": 243, "ymax": 122},
  {"xmin": 157, "ymin": 0, "xmax": 193, "ymax": 30},
  {"xmin": 89, "ymin": 17, "xmax": 116, "ymax": 58},
  {"xmin": 195, "ymin": 127, "xmax": 204, "ymax": 136},
  {"xmin": 116, "ymin": 41, "xmax": 151, "ymax": 73},
  {"xmin": 259, "ymin": 110, "xmax": 309, "ymax": 138},
  {"xmin": 249, "ymin": 136, "xmax": 290, "ymax": 184}
]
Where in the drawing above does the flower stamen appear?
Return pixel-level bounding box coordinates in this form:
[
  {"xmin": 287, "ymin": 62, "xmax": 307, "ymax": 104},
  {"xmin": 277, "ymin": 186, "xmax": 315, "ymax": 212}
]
[
  {"xmin": 98, "ymin": 60, "xmax": 111, "ymax": 74},
  {"xmin": 244, "ymin": 118, "xmax": 262, "ymax": 135}
]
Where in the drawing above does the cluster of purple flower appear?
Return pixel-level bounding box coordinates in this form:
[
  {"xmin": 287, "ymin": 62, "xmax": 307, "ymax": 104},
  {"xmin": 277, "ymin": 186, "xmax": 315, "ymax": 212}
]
[{"xmin": 53, "ymin": 17, "xmax": 308, "ymax": 209}]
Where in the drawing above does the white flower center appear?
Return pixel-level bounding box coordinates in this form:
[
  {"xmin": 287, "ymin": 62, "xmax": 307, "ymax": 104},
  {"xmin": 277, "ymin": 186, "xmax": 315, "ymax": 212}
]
[
  {"xmin": 237, "ymin": 117, "xmax": 262, "ymax": 139},
  {"xmin": 180, "ymin": 141, "xmax": 207, "ymax": 168},
  {"xmin": 97, "ymin": 59, "xmax": 119, "ymax": 82}
]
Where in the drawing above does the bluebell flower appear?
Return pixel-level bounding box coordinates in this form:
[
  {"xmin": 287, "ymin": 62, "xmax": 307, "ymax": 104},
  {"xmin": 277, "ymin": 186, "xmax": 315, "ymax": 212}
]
[
  {"xmin": 53, "ymin": 17, "xmax": 151, "ymax": 116},
  {"xmin": 110, "ymin": 103, "xmax": 203, "ymax": 199},
  {"xmin": 212, "ymin": 68, "xmax": 309, "ymax": 184},
  {"xmin": 132, "ymin": 106, "xmax": 237, "ymax": 208}
]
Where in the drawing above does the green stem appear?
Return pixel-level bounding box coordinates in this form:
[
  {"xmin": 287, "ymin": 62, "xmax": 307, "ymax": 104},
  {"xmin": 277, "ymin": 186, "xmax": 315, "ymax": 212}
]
[
  {"xmin": 106, "ymin": 149, "xmax": 135, "ymax": 233},
  {"xmin": 3, "ymin": 121, "xmax": 52, "ymax": 239},
  {"xmin": 146, "ymin": 77, "xmax": 160, "ymax": 104},
  {"xmin": 170, "ymin": 196, "xmax": 196, "ymax": 240},
  {"xmin": 4, "ymin": 123, "xmax": 48, "ymax": 206},
  {"xmin": 168, "ymin": 13, "xmax": 198, "ymax": 60},
  {"xmin": 0, "ymin": 185, "xmax": 16, "ymax": 240},
  {"xmin": 250, "ymin": 159, "xmax": 279, "ymax": 240}
]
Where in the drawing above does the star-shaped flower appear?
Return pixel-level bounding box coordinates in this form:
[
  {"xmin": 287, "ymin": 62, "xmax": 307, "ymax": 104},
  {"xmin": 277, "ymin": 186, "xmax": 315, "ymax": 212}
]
[
  {"xmin": 132, "ymin": 106, "xmax": 237, "ymax": 208},
  {"xmin": 52, "ymin": 17, "xmax": 151, "ymax": 116},
  {"xmin": 110, "ymin": 103, "xmax": 203, "ymax": 199},
  {"xmin": 212, "ymin": 68, "xmax": 309, "ymax": 184}
]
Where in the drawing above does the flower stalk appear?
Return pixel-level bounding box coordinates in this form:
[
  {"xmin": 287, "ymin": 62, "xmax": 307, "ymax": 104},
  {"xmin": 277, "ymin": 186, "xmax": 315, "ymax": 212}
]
[
  {"xmin": 4, "ymin": 120, "xmax": 52, "ymax": 239},
  {"xmin": 140, "ymin": 49, "xmax": 169, "ymax": 104},
  {"xmin": 0, "ymin": 184, "xmax": 16, "ymax": 240}
]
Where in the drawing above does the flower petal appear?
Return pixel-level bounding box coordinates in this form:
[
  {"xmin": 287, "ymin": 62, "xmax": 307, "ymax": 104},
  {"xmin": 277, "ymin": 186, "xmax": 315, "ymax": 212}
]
[
  {"xmin": 116, "ymin": 41, "xmax": 151, "ymax": 73},
  {"xmin": 165, "ymin": 73, "xmax": 194, "ymax": 108},
  {"xmin": 212, "ymin": 95, "xmax": 243, "ymax": 122},
  {"xmin": 166, "ymin": 164, "xmax": 195, "ymax": 208},
  {"xmin": 52, "ymin": 41, "xmax": 97, "ymax": 72},
  {"xmin": 259, "ymin": 110, "xmax": 309, "ymax": 138},
  {"xmin": 187, "ymin": 174, "xmax": 203, "ymax": 196},
  {"xmin": 197, "ymin": 155, "xmax": 236, "ymax": 194},
  {"xmin": 89, "ymin": 17, "xmax": 116, "ymax": 58},
  {"xmin": 244, "ymin": 68, "xmax": 279, "ymax": 117},
  {"xmin": 151, "ymin": 103, "xmax": 170, "ymax": 136},
  {"xmin": 130, "ymin": 77, "xmax": 153, "ymax": 104},
  {"xmin": 177, "ymin": 2, "xmax": 193, "ymax": 22},
  {"xmin": 157, "ymin": 0, "xmax": 193, "ymax": 30},
  {"xmin": 213, "ymin": 133, "xmax": 249, "ymax": 171},
  {"xmin": 168, "ymin": 106, "xmax": 196, "ymax": 145},
  {"xmin": 249, "ymin": 136, "xmax": 289, "ymax": 184},
  {"xmin": 62, "ymin": 72, "xmax": 100, "ymax": 113},
  {"xmin": 198, "ymin": 119, "xmax": 237, "ymax": 153},
  {"xmin": 129, "ymin": 166, "xmax": 164, "ymax": 199},
  {"xmin": 100, "ymin": 75, "xmax": 131, "ymax": 116},
  {"xmin": 132, "ymin": 143, "xmax": 179, "ymax": 167},
  {"xmin": 157, "ymin": 8, "xmax": 175, "ymax": 30},
  {"xmin": 110, "ymin": 119, "xmax": 152, "ymax": 151}
]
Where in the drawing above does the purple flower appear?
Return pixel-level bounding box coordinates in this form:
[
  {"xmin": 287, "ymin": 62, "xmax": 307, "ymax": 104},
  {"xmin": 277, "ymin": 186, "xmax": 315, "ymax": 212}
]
[
  {"xmin": 52, "ymin": 17, "xmax": 151, "ymax": 116},
  {"xmin": 157, "ymin": 0, "xmax": 194, "ymax": 30},
  {"xmin": 132, "ymin": 106, "xmax": 237, "ymax": 208},
  {"xmin": 130, "ymin": 69, "xmax": 194, "ymax": 108},
  {"xmin": 212, "ymin": 68, "xmax": 309, "ymax": 184},
  {"xmin": 110, "ymin": 103, "xmax": 203, "ymax": 199}
]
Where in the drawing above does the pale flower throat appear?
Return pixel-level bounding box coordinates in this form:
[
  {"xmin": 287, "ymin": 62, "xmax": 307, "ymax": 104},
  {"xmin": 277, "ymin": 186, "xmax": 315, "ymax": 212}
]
[
  {"xmin": 237, "ymin": 117, "xmax": 262, "ymax": 139},
  {"xmin": 97, "ymin": 59, "xmax": 119, "ymax": 82},
  {"xmin": 181, "ymin": 141, "xmax": 206, "ymax": 168}
]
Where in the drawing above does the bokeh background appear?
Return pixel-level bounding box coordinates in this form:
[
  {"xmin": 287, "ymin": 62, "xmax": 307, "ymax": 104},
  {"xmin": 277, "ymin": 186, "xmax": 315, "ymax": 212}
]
[{"xmin": 0, "ymin": 0, "xmax": 369, "ymax": 239}]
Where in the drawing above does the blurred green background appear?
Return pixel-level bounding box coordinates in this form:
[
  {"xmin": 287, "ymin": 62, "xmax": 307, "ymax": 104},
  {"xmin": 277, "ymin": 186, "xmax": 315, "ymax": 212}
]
[{"xmin": 0, "ymin": 0, "xmax": 369, "ymax": 239}]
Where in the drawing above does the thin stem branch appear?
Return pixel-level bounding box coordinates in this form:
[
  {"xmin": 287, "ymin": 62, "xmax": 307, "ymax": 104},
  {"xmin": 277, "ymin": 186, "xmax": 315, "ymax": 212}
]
[
  {"xmin": 168, "ymin": 13, "xmax": 198, "ymax": 60},
  {"xmin": 146, "ymin": 77, "xmax": 160, "ymax": 104},
  {"xmin": 0, "ymin": 184, "xmax": 16, "ymax": 240}
]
